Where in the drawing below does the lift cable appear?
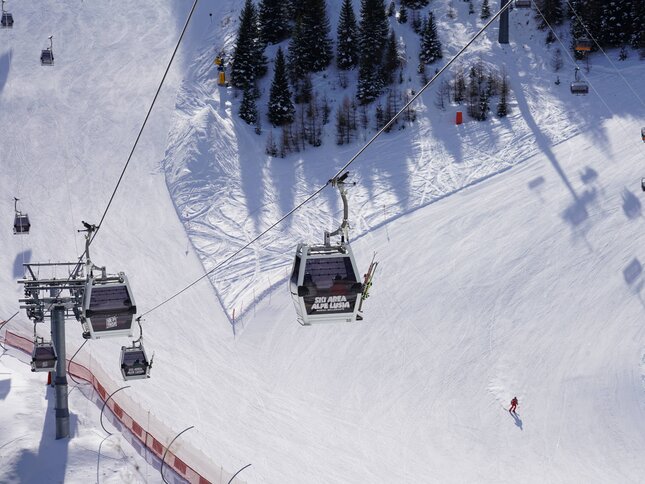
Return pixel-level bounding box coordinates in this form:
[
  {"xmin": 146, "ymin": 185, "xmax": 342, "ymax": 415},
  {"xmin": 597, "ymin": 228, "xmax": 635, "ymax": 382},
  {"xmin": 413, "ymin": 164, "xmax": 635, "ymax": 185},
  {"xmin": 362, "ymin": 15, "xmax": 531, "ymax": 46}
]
[
  {"xmin": 532, "ymin": 1, "xmax": 630, "ymax": 128},
  {"xmin": 67, "ymin": 339, "xmax": 88, "ymax": 386},
  {"xmin": 88, "ymin": 0, "xmax": 200, "ymax": 250},
  {"xmin": 42, "ymin": 0, "xmax": 199, "ymax": 315},
  {"xmin": 137, "ymin": 1, "xmax": 515, "ymax": 320},
  {"xmin": 563, "ymin": 0, "xmax": 645, "ymax": 109}
]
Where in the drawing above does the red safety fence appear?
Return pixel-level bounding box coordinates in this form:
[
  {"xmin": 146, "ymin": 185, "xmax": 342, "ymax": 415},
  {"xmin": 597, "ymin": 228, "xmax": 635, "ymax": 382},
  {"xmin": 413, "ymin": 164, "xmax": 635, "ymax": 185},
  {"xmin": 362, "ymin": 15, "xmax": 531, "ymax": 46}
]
[{"xmin": 1, "ymin": 329, "xmax": 243, "ymax": 484}]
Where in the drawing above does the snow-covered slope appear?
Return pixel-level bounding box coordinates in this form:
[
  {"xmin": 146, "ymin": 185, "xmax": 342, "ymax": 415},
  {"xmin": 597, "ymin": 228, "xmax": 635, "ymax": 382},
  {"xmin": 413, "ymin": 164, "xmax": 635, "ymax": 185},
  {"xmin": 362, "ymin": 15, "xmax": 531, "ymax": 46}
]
[{"xmin": 1, "ymin": 0, "xmax": 645, "ymax": 483}]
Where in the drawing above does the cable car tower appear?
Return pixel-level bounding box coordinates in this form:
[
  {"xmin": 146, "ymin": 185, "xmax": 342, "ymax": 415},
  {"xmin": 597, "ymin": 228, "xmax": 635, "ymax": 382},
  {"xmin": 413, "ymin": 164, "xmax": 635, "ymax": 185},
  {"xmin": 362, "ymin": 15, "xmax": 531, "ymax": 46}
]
[
  {"xmin": 17, "ymin": 222, "xmax": 150, "ymax": 438},
  {"xmin": 1, "ymin": 0, "xmax": 13, "ymax": 28},
  {"xmin": 289, "ymin": 172, "xmax": 377, "ymax": 325},
  {"xmin": 18, "ymin": 261, "xmax": 86, "ymax": 439}
]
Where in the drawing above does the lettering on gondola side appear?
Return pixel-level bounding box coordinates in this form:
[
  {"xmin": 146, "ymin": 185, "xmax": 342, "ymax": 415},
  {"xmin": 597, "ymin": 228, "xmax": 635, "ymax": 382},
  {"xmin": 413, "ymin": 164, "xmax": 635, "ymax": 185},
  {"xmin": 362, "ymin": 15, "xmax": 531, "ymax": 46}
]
[{"xmin": 304, "ymin": 294, "xmax": 357, "ymax": 314}]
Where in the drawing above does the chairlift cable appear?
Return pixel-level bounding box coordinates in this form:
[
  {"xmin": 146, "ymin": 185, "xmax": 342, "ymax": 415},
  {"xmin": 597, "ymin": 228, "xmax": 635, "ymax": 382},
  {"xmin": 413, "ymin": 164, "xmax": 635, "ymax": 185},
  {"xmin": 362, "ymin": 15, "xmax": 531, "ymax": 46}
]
[
  {"xmin": 138, "ymin": 186, "xmax": 328, "ymax": 318},
  {"xmin": 563, "ymin": 0, "xmax": 645, "ymax": 109},
  {"xmin": 137, "ymin": 2, "xmax": 515, "ymax": 319},
  {"xmin": 532, "ymin": 2, "xmax": 632, "ymax": 133}
]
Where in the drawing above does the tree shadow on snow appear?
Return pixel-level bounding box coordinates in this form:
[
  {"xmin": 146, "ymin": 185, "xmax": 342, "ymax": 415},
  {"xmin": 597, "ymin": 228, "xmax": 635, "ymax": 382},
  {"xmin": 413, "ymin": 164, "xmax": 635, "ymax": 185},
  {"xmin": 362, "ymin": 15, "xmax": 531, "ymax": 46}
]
[
  {"xmin": 510, "ymin": 68, "xmax": 600, "ymax": 238},
  {"xmin": 621, "ymin": 188, "xmax": 641, "ymax": 220}
]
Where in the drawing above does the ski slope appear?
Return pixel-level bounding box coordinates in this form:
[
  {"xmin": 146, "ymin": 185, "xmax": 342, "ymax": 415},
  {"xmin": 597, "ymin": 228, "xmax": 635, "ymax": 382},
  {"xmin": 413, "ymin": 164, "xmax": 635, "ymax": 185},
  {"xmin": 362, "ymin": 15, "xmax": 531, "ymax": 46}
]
[{"xmin": 1, "ymin": 0, "xmax": 645, "ymax": 482}]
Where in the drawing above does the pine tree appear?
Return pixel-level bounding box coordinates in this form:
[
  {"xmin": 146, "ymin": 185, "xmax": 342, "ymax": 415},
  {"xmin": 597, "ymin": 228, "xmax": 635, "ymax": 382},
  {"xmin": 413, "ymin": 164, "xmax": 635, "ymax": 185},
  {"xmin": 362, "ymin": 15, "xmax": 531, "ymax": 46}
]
[
  {"xmin": 398, "ymin": 4, "xmax": 408, "ymax": 23},
  {"xmin": 468, "ymin": 0, "xmax": 475, "ymax": 15},
  {"xmin": 287, "ymin": 0, "xmax": 333, "ymax": 80},
  {"xmin": 239, "ymin": 87, "xmax": 258, "ymax": 124},
  {"xmin": 401, "ymin": 0, "xmax": 429, "ymax": 8},
  {"xmin": 600, "ymin": 0, "xmax": 633, "ymax": 47},
  {"xmin": 496, "ymin": 72, "xmax": 509, "ymax": 118},
  {"xmin": 357, "ymin": 0, "xmax": 389, "ymax": 103},
  {"xmin": 357, "ymin": 57, "xmax": 383, "ymax": 104},
  {"xmin": 631, "ymin": 0, "xmax": 644, "ymax": 49},
  {"xmin": 382, "ymin": 29, "xmax": 399, "ymax": 85},
  {"xmin": 231, "ymin": 0, "xmax": 267, "ymax": 90},
  {"xmin": 387, "ymin": 1, "xmax": 396, "ymax": 16},
  {"xmin": 259, "ymin": 0, "xmax": 290, "ymax": 44},
  {"xmin": 337, "ymin": 0, "xmax": 359, "ymax": 70},
  {"xmin": 359, "ymin": 0, "xmax": 389, "ymax": 62},
  {"xmin": 268, "ymin": 48, "xmax": 295, "ymax": 126},
  {"xmin": 480, "ymin": 0, "xmax": 491, "ymax": 20},
  {"xmin": 535, "ymin": 0, "xmax": 563, "ymax": 29},
  {"xmin": 419, "ymin": 12, "xmax": 442, "ymax": 66}
]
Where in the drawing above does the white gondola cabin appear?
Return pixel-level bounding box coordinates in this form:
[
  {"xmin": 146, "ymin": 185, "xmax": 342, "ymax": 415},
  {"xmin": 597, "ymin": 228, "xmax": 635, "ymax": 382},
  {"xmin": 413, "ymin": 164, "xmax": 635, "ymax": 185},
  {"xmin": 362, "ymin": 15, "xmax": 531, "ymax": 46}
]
[
  {"xmin": 14, "ymin": 213, "xmax": 30, "ymax": 234},
  {"xmin": 31, "ymin": 339, "xmax": 57, "ymax": 372},
  {"xmin": 13, "ymin": 197, "xmax": 30, "ymax": 234},
  {"xmin": 290, "ymin": 242, "xmax": 363, "ymax": 325},
  {"xmin": 41, "ymin": 36, "xmax": 54, "ymax": 66},
  {"xmin": 289, "ymin": 173, "xmax": 368, "ymax": 325},
  {"xmin": 0, "ymin": 0, "xmax": 12, "ymax": 27},
  {"xmin": 120, "ymin": 341, "xmax": 151, "ymax": 380},
  {"xmin": 81, "ymin": 272, "xmax": 136, "ymax": 339},
  {"xmin": 1, "ymin": 11, "xmax": 12, "ymax": 27}
]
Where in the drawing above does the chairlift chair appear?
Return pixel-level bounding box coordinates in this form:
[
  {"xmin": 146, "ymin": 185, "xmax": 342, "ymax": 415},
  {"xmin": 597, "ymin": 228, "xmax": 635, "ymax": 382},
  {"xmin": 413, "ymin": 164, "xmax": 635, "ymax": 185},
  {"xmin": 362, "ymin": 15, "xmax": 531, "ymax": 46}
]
[
  {"xmin": 574, "ymin": 37, "xmax": 592, "ymax": 52},
  {"xmin": 40, "ymin": 36, "xmax": 54, "ymax": 65},
  {"xmin": 13, "ymin": 197, "xmax": 30, "ymax": 234},
  {"xmin": 120, "ymin": 341, "xmax": 151, "ymax": 380},
  {"xmin": 515, "ymin": 0, "xmax": 531, "ymax": 8},
  {"xmin": 81, "ymin": 272, "xmax": 137, "ymax": 339},
  {"xmin": 570, "ymin": 81, "xmax": 589, "ymax": 95},
  {"xmin": 570, "ymin": 67, "xmax": 588, "ymax": 95},
  {"xmin": 289, "ymin": 173, "xmax": 364, "ymax": 325},
  {"xmin": 31, "ymin": 339, "xmax": 57, "ymax": 372}
]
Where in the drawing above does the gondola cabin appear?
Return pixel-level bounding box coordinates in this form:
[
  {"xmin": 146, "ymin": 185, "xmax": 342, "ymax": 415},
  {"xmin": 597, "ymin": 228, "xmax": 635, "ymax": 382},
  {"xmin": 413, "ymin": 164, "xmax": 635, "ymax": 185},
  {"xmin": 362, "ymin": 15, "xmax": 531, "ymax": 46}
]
[
  {"xmin": 515, "ymin": 0, "xmax": 531, "ymax": 7},
  {"xmin": 289, "ymin": 242, "xmax": 363, "ymax": 325},
  {"xmin": 120, "ymin": 343, "xmax": 151, "ymax": 380},
  {"xmin": 570, "ymin": 81, "xmax": 589, "ymax": 95},
  {"xmin": 13, "ymin": 212, "xmax": 30, "ymax": 234},
  {"xmin": 1, "ymin": 11, "xmax": 12, "ymax": 27},
  {"xmin": 82, "ymin": 274, "xmax": 136, "ymax": 339},
  {"xmin": 40, "ymin": 49, "xmax": 54, "ymax": 65},
  {"xmin": 31, "ymin": 340, "xmax": 57, "ymax": 372},
  {"xmin": 575, "ymin": 37, "xmax": 592, "ymax": 52}
]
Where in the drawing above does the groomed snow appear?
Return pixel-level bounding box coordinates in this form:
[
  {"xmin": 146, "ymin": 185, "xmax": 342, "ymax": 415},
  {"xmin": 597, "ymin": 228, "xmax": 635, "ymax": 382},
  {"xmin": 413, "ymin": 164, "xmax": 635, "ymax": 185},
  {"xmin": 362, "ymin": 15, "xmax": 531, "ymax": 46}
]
[{"xmin": 1, "ymin": 0, "xmax": 645, "ymax": 483}]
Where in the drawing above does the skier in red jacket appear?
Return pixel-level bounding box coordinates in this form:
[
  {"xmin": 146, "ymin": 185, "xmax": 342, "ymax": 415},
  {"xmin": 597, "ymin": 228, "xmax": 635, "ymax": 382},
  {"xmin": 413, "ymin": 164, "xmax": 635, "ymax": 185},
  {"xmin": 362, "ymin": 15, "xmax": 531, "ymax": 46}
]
[{"xmin": 509, "ymin": 396, "xmax": 518, "ymax": 414}]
